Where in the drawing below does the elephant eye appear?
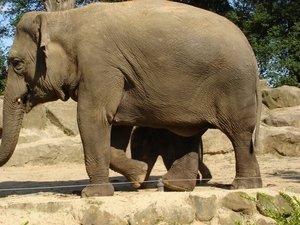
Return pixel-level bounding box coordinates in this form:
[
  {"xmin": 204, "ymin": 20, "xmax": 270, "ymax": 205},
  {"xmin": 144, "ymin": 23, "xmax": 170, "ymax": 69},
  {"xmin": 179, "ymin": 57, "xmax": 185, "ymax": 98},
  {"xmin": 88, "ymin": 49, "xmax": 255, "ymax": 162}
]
[{"xmin": 11, "ymin": 58, "xmax": 24, "ymax": 73}]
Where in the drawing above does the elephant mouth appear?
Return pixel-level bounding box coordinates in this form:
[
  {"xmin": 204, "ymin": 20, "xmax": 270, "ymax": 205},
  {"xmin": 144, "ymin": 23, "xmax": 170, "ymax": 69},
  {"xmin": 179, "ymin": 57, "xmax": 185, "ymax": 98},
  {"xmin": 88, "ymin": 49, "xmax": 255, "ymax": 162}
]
[
  {"xmin": 22, "ymin": 83, "xmax": 37, "ymax": 113},
  {"xmin": 16, "ymin": 92, "xmax": 33, "ymax": 113},
  {"xmin": 25, "ymin": 100, "xmax": 33, "ymax": 113}
]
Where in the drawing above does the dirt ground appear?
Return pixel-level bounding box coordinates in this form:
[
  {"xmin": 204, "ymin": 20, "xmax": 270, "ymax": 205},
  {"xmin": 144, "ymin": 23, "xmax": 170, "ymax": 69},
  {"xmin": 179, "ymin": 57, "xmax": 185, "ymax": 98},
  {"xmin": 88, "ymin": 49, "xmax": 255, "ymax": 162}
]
[{"xmin": 1, "ymin": 153, "xmax": 300, "ymax": 197}]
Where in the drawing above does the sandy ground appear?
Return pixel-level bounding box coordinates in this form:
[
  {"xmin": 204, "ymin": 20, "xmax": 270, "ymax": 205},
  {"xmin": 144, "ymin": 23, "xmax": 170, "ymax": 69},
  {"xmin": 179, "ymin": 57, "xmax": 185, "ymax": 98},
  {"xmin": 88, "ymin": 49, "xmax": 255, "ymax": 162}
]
[{"xmin": 1, "ymin": 153, "xmax": 300, "ymax": 197}]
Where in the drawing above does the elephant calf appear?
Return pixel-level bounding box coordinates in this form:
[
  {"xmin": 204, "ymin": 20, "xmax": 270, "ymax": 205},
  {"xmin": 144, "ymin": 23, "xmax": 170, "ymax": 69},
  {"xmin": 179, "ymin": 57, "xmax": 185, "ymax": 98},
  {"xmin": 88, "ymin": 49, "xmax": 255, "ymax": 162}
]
[{"xmin": 130, "ymin": 127, "xmax": 212, "ymax": 191}]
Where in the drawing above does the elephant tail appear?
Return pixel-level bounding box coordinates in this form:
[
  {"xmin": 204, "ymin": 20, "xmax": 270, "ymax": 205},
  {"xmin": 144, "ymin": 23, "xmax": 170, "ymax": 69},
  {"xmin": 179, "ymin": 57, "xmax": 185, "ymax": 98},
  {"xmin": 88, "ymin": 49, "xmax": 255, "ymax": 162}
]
[{"xmin": 253, "ymin": 70, "xmax": 262, "ymax": 150}]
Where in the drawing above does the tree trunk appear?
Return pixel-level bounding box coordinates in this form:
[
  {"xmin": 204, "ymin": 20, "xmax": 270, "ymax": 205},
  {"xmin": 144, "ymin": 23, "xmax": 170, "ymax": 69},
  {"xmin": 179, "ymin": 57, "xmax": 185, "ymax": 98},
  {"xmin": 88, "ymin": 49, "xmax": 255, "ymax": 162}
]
[{"xmin": 43, "ymin": 0, "xmax": 76, "ymax": 12}]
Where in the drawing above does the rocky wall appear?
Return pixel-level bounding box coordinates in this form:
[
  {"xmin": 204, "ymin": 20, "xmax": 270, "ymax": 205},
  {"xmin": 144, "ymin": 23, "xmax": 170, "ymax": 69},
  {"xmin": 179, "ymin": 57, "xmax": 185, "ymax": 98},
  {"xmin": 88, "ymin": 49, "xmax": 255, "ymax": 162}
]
[{"xmin": 1, "ymin": 189, "xmax": 291, "ymax": 224}]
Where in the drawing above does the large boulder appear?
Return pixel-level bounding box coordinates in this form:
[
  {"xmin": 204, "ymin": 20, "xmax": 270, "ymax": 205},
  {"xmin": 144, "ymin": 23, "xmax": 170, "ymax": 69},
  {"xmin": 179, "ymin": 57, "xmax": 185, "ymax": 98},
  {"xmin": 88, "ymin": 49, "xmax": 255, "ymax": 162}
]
[
  {"xmin": 262, "ymin": 85, "xmax": 300, "ymax": 109},
  {"xmin": 259, "ymin": 85, "xmax": 300, "ymax": 156},
  {"xmin": 262, "ymin": 106, "xmax": 300, "ymax": 128},
  {"xmin": 259, "ymin": 124, "xmax": 300, "ymax": 157},
  {"xmin": 202, "ymin": 129, "xmax": 233, "ymax": 155},
  {"xmin": 0, "ymin": 98, "xmax": 77, "ymax": 136},
  {"xmin": 1, "ymin": 99, "xmax": 81, "ymax": 167},
  {"xmin": 44, "ymin": 100, "xmax": 79, "ymax": 136},
  {"xmin": 22, "ymin": 104, "xmax": 48, "ymax": 130}
]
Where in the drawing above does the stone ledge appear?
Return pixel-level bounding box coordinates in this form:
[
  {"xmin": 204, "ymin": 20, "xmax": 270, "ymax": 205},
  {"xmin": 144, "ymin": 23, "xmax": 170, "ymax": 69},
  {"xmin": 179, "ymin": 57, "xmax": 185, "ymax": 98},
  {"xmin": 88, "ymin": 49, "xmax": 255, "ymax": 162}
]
[{"xmin": 0, "ymin": 189, "xmax": 288, "ymax": 225}]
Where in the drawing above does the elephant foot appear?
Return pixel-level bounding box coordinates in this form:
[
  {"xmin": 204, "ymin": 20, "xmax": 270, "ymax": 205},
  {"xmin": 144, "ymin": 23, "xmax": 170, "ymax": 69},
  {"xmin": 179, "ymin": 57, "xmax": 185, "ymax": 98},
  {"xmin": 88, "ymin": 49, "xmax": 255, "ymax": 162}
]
[
  {"xmin": 162, "ymin": 152, "xmax": 198, "ymax": 191},
  {"xmin": 110, "ymin": 148, "xmax": 148, "ymax": 189},
  {"xmin": 111, "ymin": 160, "xmax": 148, "ymax": 189},
  {"xmin": 123, "ymin": 160, "xmax": 148, "ymax": 188},
  {"xmin": 200, "ymin": 171, "xmax": 212, "ymax": 184},
  {"xmin": 81, "ymin": 183, "xmax": 114, "ymax": 197},
  {"xmin": 199, "ymin": 162, "xmax": 212, "ymax": 183},
  {"xmin": 231, "ymin": 177, "xmax": 262, "ymax": 189}
]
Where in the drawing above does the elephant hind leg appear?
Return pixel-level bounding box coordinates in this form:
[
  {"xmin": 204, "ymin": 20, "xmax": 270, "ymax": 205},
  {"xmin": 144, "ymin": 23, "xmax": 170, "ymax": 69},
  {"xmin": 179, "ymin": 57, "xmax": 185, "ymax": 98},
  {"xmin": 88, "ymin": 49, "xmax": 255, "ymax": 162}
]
[{"xmin": 229, "ymin": 131, "xmax": 262, "ymax": 189}]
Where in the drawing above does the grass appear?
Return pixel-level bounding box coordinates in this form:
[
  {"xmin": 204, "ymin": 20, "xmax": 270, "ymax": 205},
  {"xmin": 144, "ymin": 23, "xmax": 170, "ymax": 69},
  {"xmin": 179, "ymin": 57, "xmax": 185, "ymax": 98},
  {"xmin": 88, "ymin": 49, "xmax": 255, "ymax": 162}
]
[{"xmin": 235, "ymin": 191, "xmax": 300, "ymax": 225}]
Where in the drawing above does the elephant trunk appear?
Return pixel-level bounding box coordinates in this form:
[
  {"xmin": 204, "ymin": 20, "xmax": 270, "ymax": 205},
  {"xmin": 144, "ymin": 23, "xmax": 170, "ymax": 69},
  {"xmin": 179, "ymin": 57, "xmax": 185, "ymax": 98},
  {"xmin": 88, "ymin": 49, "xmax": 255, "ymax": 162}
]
[{"xmin": 0, "ymin": 95, "xmax": 25, "ymax": 167}]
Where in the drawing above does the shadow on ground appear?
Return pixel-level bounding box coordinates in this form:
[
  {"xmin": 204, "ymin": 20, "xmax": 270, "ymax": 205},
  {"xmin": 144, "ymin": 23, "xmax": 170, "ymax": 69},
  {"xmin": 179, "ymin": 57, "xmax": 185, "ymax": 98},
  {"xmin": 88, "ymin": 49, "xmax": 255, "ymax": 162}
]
[
  {"xmin": 0, "ymin": 176, "xmax": 136, "ymax": 197},
  {"xmin": 268, "ymin": 170, "xmax": 300, "ymax": 183},
  {"xmin": 0, "ymin": 175, "xmax": 233, "ymax": 197}
]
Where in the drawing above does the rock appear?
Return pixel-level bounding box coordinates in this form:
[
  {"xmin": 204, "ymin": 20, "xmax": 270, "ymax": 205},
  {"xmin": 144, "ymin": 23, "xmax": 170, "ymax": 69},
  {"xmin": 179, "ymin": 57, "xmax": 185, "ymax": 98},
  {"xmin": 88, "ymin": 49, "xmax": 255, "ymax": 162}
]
[
  {"xmin": 216, "ymin": 211, "xmax": 244, "ymax": 225},
  {"xmin": 262, "ymin": 106, "xmax": 300, "ymax": 128},
  {"xmin": 256, "ymin": 192, "xmax": 293, "ymax": 217},
  {"xmin": 44, "ymin": 100, "xmax": 78, "ymax": 136},
  {"xmin": 261, "ymin": 102, "xmax": 271, "ymax": 116},
  {"xmin": 22, "ymin": 104, "xmax": 48, "ymax": 130},
  {"xmin": 202, "ymin": 129, "xmax": 233, "ymax": 155},
  {"xmin": 157, "ymin": 205, "xmax": 195, "ymax": 224},
  {"xmin": 262, "ymin": 85, "xmax": 300, "ymax": 109},
  {"xmin": 7, "ymin": 201, "xmax": 73, "ymax": 213},
  {"xmin": 81, "ymin": 205, "xmax": 126, "ymax": 225},
  {"xmin": 132, "ymin": 203, "xmax": 195, "ymax": 225},
  {"xmin": 5, "ymin": 136, "xmax": 83, "ymax": 167},
  {"xmin": 222, "ymin": 192, "xmax": 255, "ymax": 214},
  {"xmin": 189, "ymin": 194, "xmax": 217, "ymax": 221},
  {"xmin": 132, "ymin": 203, "xmax": 160, "ymax": 225},
  {"xmin": 0, "ymin": 99, "xmax": 81, "ymax": 167},
  {"xmin": 260, "ymin": 79, "xmax": 270, "ymax": 90},
  {"xmin": 254, "ymin": 214, "xmax": 278, "ymax": 225},
  {"xmin": 259, "ymin": 123, "xmax": 300, "ymax": 156}
]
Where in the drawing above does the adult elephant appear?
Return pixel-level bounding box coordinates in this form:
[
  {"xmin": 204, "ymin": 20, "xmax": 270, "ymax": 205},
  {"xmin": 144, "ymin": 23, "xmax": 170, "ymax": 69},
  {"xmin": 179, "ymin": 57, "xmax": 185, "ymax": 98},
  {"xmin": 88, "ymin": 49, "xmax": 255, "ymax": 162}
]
[
  {"xmin": 1, "ymin": 0, "xmax": 262, "ymax": 197},
  {"xmin": 130, "ymin": 127, "xmax": 212, "ymax": 191}
]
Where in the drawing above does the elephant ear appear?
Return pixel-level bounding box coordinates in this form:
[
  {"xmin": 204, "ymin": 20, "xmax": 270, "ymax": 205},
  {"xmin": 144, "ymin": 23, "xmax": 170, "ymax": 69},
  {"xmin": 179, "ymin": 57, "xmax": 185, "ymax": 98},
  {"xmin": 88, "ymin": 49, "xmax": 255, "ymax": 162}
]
[{"xmin": 34, "ymin": 14, "xmax": 50, "ymax": 49}]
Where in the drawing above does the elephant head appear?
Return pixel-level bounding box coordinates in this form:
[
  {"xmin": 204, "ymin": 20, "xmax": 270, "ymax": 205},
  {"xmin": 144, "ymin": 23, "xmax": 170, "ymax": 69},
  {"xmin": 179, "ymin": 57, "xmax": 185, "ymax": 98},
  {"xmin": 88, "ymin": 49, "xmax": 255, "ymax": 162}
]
[{"xmin": 0, "ymin": 12, "xmax": 78, "ymax": 166}]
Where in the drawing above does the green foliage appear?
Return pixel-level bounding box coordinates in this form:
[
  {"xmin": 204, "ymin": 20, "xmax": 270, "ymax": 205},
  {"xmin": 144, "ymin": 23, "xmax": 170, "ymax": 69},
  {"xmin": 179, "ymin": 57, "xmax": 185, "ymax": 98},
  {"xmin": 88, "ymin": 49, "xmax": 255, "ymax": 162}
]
[
  {"xmin": 173, "ymin": 0, "xmax": 232, "ymax": 16},
  {"xmin": 240, "ymin": 192, "xmax": 300, "ymax": 225},
  {"xmin": 226, "ymin": 0, "xmax": 300, "ymax": 87},
  {"xmin": 0, "ymin": 0, "xmax": 44, "ymax": 37},
  {"xmin": 76, "ymin": 0, "xmax": 124, "ymax": 7},
  {"xmin": 0, "ymin": 47, "xmax": 7, "ymax": 95}
]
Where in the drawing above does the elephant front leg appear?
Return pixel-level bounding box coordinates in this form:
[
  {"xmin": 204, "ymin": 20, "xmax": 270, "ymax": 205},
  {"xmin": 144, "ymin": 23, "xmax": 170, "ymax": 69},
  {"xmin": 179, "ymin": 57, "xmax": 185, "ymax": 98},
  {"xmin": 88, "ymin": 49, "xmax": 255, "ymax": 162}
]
[
  {"xmin": 78, "ymin": 111, "xmax": 114, "ymax": 197},
  {"xmin": 81, "ymin": 134, "xmax": 114, "ymax": 197},
  {"xmin": 82, "ymin": 147, "xmax": 114, "ymax": 197},
  {"xmin": 110, "ymin": 126, "xmax": 148, "ymax": 188}
]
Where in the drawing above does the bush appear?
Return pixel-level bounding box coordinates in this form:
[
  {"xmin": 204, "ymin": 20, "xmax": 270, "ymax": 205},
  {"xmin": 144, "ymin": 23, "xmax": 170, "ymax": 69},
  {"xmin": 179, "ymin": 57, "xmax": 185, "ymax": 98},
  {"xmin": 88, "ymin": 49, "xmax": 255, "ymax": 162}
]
[{"xmin": 236, "ymin": 192, "xmax": 300, "ymax": 225}]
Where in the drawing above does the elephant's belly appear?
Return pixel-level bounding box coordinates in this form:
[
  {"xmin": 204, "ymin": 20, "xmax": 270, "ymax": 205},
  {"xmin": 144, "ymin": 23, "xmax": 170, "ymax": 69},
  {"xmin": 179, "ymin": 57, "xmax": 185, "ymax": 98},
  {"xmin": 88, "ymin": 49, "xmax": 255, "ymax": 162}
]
[
  {"xmin": 112, "ymin": 90, "xmax": 214, "ymax": 132},
  {"xmin": 167, "ymin": 127, "xmax": 204, "ymax": 137},
  {"xmin": 112, "ymin": 104, "xmax": 212, "ymax": 137}
]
